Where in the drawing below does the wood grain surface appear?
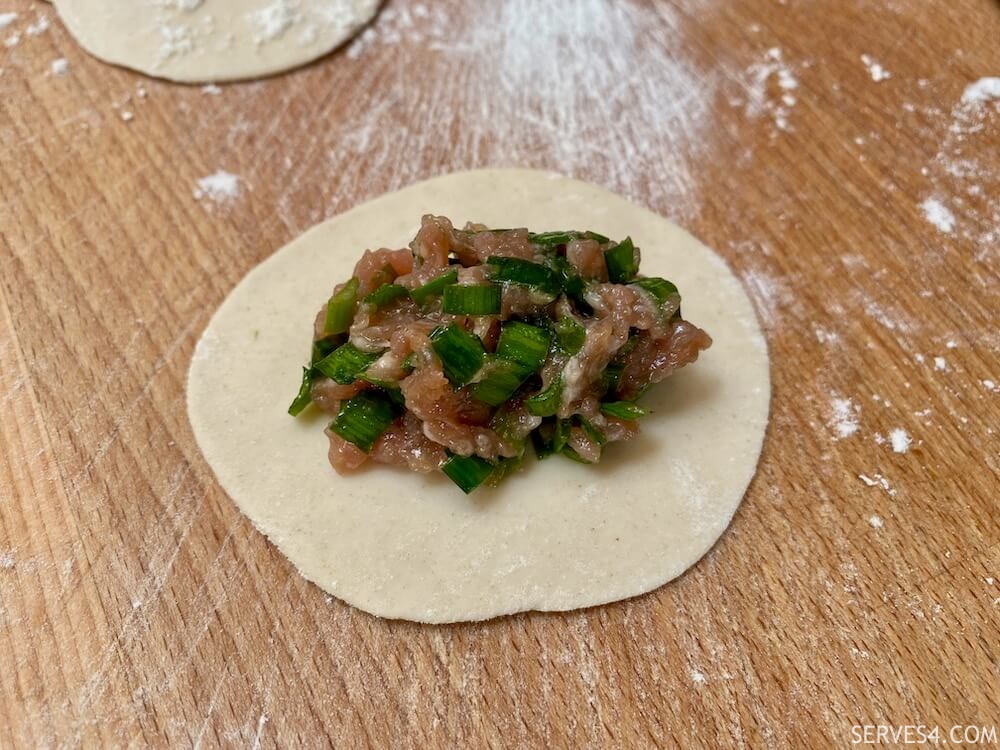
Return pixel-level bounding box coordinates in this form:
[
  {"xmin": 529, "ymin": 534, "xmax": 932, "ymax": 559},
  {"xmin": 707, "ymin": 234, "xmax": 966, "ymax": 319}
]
[{"xmin": 2, "ymin": 0, "xmax": 998, "ymax": 747}]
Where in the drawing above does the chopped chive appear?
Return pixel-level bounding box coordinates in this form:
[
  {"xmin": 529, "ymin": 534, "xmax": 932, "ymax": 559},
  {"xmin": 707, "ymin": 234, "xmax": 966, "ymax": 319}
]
[
  {"xmin": 429, "ymin": 324, "xmax": 486, "ymax": 386},
  {"xmin": 495, "ymin": 321, "xmax": 552, "ymax": 372},
  {"xmin": 543, "ymin": 255, "xmax": 588, "ymax": 307},
  {"xmin": 470, "ymin": 358, "xmax": 526, "ymax": 406},
  {"xmin": 329, "ymin": 391, "xmax": 400, "ymax": 453},
  {"xmin": 442, "ymin": 284, "xmax": 501, "ymax": 315},
  {"xmin": 486, "ymin": 455, "xmax": 523, "ymax": 487},
  {"xmin": 288, "ymin": 367, "xmax": 314, "ymax": 416},
  {"xmin": 324, "ymin": 277, "xmax": 360, "ymax": 335},
  {"xmin": 530, "ymin": 230, "xmax": 611, "ymax": 246},
  {"xmin": 560, "ymin": 445, "xmax": 593, "ymax": 464},
  {"xmin": 525, "ymin": 377, "xmax": 562, "ymax": 417},
  {"xmin": 441, "ymin": 453, "xmax": 495, "ymax": 494},
  {"xmin": 600, "ymin": 401, "xmax": 648, "ymax": 420},
  {"xmin": 313, "ymin": 343, "xmax": 382, "ymax": 385},
  {"xmin": 630, "ymin": 277, "xmax": 679, "ymax": 306},
  {"xmin": 553, "ymin": 418, "xmax": 570, "ymax": 452},
  {"xmin": 604, "ymin": 237, "xmax": 639, "ymax": 283},
  {"xmin": 487, "ymin": 256, "xmax": 562, "ymax": 295},
  {"xmin": 410, "ymin": 269, "xmax": 459, "ymax": 306},
  {"xmin": 578, "ymin": 416, "xmax": 607, "ymax": 447},
  {"xmin": 401, "ymin": 352, "xmax": 417, "ymax": 372},
  {"xmin": 363, "ymin": 283, "xmax": 409, "ymax": 308},
  {"xmin": 554, "ymin": 317, "xmax": 586, "ymax": 355},
  {"xmin": 311, "ymin": 336, "xmax": 343, "ymax": 364}
]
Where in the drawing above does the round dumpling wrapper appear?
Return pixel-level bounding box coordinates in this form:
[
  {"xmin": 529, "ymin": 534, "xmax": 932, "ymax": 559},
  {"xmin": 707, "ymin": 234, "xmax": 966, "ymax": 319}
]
[
  {"xmin": 53, "ymin": 0, "xmax": 381, "ymax": 83},
  {"xmin": 187, "ymin": 169, "xmax": 771, "ymax": 623}
]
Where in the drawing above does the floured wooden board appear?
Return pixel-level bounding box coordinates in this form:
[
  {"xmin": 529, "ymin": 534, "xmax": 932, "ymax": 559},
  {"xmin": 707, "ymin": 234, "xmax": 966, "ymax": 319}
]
[{"xmin": 1, "ymin": 0, "xmax": 998, "ymax": 746}]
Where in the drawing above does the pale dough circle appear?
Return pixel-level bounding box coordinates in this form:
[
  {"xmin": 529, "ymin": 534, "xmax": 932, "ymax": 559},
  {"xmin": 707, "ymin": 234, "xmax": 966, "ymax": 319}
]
[
  {"xmin": 52, "ymin": 0, "xmax": 381, "ymax": 83},
  {"xmin": 187, "ymin": 169, "xmax": 771, "ymax": 623}
]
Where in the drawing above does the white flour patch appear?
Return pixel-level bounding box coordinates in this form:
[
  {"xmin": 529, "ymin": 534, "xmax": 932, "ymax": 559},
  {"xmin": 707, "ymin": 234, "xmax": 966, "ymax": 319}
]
[
  {"xmin": 920, "ymin": 197, "xmax": 956, "ymax": 234},
  {"xmin": 50, "ymin": 58, "xmax": 69, "ymax": 76},
  {"xmin": 0, "ymin": 12, "xmax": 16, "ymax": 30},
  {"xmin": 858, "ymin": 473, "xmax": 896, "ymax": 496},
  {"xmin": 25, "ymin": 13, "xmax": 49, "ymax": 36},
  {"xmin": 194, "ymin": 170, "xmax": 241, "ymax": 203},
  {"xmin": 829, "ymin": 396, "xmax": 860, "ymax": 439},
  {"xmin": 889, "ymin": 428, "xmax": 911, "ymax": 454},
  {"xmin": 934, "ymin": 356, "xmax": 947, "ymax": 371},
  {"xmin": 0, "ymin": 550, "xmax": 14, "ymax": 568},
  {"xmin": 860, "ymin": 54, "xmax": 891, "ymax": 82},
  {"xmin": 247, "ymin": 1, "xmax": 297, "ymax": 44},
  {"xmin": 690, "ymin": 670, "xmax": 706, "ymax": 684},
  {"xmin": 962, "ymin": 77, "xmax": 1000, "ymax": 105},
  {"xmin": 4, "ymin": 31, "xmax": 18, "ymax": 47},
  {"xmin": 814, "ymin": 325, "xmax": 840, "ymax": 345},
  {"xmin": 737, "ymin": 47, "xmax": 799, "ymax": 133},
  {"xmin": 869, "ymin": 515, "xmax": 884, "ymax": 529},
  {"xmin": 201, "ymin": 83, "xmax": 222, "ymax": 95},
  {"xmin": 983, "ymin": 379, "xmax": 999, "ymax": 393},
  {"xmin": 920, "ymin": 77, "xmax": 1000, "ymax": 255}
]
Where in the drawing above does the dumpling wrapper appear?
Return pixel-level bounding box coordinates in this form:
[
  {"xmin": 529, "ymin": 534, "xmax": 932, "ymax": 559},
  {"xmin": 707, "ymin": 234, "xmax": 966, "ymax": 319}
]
[
  {"xmin": 187, "ymin": 169, "xmax": 770, "ymax": 623},
  {"xmin": 52, "ymin": 0, "xmax": 381, "ymax": 83}
]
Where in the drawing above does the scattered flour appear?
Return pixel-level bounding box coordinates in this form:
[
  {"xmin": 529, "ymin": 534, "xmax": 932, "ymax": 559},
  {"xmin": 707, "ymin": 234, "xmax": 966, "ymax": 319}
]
[
  {"xmin": 830, "ymin": 397, "xmax": 860, "ymax": 439},
  {"xmin": 201, "ymin": 83, "xmax": 222, "ymax": 95},
  {"xmin": 0, "ymin": 12, "xmax": 16, "ymax": 30},
  {"xmin": 0, "ymin": 550, "xmax": 14, "ymax": 569},
  {"xmin": 934, "ymin": 356, "xmax": 947, "ymax": 371},
  {"xmin": 889, "ymin": 428, "xmax": 911, "ymax": 454},
  {"xmin": 690, "ymin": 670, "xmax": 706, "ymax": 684},
  {"xmin": 860, "ymin": 54, "xmax": 891, "ymax": 82},
  {"xmin": 858, "ymin": 473, "xmax": 896, "ymax": 496},
  {"xmin": 25, "ymin": 13, "xmax": 48, "ymax": 36},
  {"xmin": 983, "ymin": 379, "xmax": 999, "ymax": 393},
  {"xmin": 740, "ymin": 47, "xmax": 799, "ymax": 132},
  {"xmin": 920, "ymin": 197, "xmax": 956, "ymax": 234},
  {"xmin": 50, "ymin": 58, "xmax": 69, "ymax": 76},
  {"xmin": 194, "ymin": 170, "xmax": 241, "ymax": 203},
  {"xmin": 247, "ymin": 0, "xmax": 296, "ymax": 44},
  {"xmin": 814, "ymin": 325, "xmax": 840, "ymax": 345},
  {"xmin": 4, "ymin": 31, "xmax": 18, "ymax": 47},
  {"xmin": 869, "ymin": 515, "xmax": 884, "ymax": 529},
  {"xmin": 961, "ymin": 77, "xmax": 1000, "ymax": 105}
]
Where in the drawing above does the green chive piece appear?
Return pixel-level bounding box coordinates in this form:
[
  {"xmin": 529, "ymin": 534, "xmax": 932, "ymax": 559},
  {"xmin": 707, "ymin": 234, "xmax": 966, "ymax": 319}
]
[
  {"xmin": 600, "ymin": 401, "xmax": 648, "ymax": 420},
  {"xmin": 630, "ymin": 277, "xmax": 680, "ymax": 305},
  {"xmin": 363, "ymin": 283, "xmax": 409, "ymax": 308},
  {"xmin": 441, "ymin": 453, "xmax": 495, "ymax": 494},
  {"xmin": 311, "ymin": 336, "xmax": 343, "ymax": 364},
  {"xmin": 410, "ymin": 269, "xmax": 459, "ymax": 306},
  {"xmin": 324, "ymin": 277, "xmax": 360, "ymax": 335},
  {"xmin": 288, "ymin": 367, "xmax": 314, "ymax": 416},
  {"xmin": 487, "ymin": 455, "xmax": 523, "ymax": 488},
  {"xmin": 487, "ymin": 256, "xmax": 562, "ymax": 295},
  {"xmin": 329, "ymin": 391, "xmax": 400, "ymax": 453},
  {"xmin": 429, "ymin": 324, "xmax": 486, "ymax": 386},
  {"xmin": 495, "ymin": 321, "xmax": 552, "ymax": 372},
  {"xmin": 401, "ymin": 352, "xmax": 417, "ymax": 372},
  {"xmin": 604, "ymin": 237, "xmax": 639, "ymax": 283},
  {"xmin": 313, "ymin": 343, "xmax": 382, "ymax": 385},
  {"xmin": 554, "ymin": 317, "xmax": 586, "ymax": 355},
  {"xmin": 470, "ymin": 357, "xmax": 526, "ymax": 406},
  {"xmin": 578, "ymin": 416, "xmax": 607, "ymax": 447},
  {"xmin": 525, "ymin": 377, "xmax": 562, "ymax": 417},
  {"xmin": 441, "ymin": 284, "xmax": 502, "ymax": 315},
  {"xmin": 553, "ymin": 418, "xmax": 570, "ymax": 453},
  {"xmin": 530, "ymin": 230, "xmax": 611, "ymax": 246}
]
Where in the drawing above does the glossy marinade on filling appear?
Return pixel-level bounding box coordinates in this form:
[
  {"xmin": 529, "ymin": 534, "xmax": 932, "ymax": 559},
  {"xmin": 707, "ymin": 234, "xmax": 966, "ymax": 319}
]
[{"xmin": 289, "ymin": 215, "xmax": 712, "ymax": 493}]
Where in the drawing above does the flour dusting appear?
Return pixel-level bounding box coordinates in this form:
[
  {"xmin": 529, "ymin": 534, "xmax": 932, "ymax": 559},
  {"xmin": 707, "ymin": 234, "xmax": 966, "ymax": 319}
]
[
  {"xmin": 962, "ymin": 77, "xmax": 1000, "ymax": 105},
  {"xmin": 739, "ymin": 47, "xmax": 799, "ymax": 132},
  {"xmin": 0, "ymin": 11, "xmax": 16, "ymax": 30},
  {"xmin": 889, "ymin": 428, "xmax": 911, "ymax": 454},
  {"xmin": 920, "ymin": 197, "xmax": 956, "ymax": 234},
  {"xmin": 829, "ymin": 397, "xmax": 860, "ymax": 439},
  {"xmin": 869, "ymin": 515, "xmax": 884, "ymax": 529},
  {"xmin": 860, "ymin": 54, "xmax": 891, "ymax": 82},
  {"xmin": 983, "ymin": 379, "xmax": 999, "ymax": 393},
  {"xmin": 194, "ymin": 170, "xmax": 241, "ymax": 203},
  {"xmin": 25, "ymin": 13, "xmax": 48, "ymax": 36},
  {"xmin": 50, "ymin": 58, "xmax": 69, "ymax": 76}
]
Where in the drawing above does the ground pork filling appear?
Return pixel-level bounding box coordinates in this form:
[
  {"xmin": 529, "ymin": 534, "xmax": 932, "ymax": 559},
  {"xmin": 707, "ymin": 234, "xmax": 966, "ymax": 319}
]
[{"xmin": 288, "ymin": 215, "xmax": 713, "ymax": 493}]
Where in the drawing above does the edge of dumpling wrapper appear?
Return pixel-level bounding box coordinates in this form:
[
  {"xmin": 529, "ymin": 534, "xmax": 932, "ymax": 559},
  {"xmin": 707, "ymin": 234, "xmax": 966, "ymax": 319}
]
[{"xmin": 187, "ymin": 169, "xmax": 771, "ymax": 623}]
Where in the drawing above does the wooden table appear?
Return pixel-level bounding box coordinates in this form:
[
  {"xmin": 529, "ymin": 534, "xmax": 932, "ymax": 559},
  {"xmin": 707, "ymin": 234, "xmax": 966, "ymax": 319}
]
[{"xmin": 2, "ymin": 0, "xmax": 998, "ymax": 746}]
